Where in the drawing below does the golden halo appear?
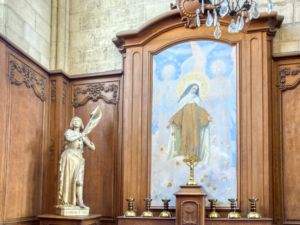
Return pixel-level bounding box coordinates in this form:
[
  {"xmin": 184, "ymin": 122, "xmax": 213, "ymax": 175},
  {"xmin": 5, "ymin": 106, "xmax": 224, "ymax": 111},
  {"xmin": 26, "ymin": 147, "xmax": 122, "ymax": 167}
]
[{"xmin": 176, "ymin": 72, "xmax": 209, "ymax": 99}]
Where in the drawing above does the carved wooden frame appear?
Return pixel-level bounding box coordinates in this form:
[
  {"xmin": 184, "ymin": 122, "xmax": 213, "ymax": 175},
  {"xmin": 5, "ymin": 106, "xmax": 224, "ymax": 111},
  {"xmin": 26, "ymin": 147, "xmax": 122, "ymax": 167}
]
[
  {"xmin": 148, "ymin": 38, "xmax": 241, "ymax": 210},
  {"xmin": 114, "ymin": 8, "xmax": 282, "ymax": 215}
]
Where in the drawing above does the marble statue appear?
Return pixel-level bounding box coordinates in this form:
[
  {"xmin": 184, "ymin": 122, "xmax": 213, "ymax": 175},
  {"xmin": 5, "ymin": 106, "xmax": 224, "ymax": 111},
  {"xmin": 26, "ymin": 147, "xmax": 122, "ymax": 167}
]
[{"xmin": 56, "ymin": 106, "xmax": 102, "ymax": 216}]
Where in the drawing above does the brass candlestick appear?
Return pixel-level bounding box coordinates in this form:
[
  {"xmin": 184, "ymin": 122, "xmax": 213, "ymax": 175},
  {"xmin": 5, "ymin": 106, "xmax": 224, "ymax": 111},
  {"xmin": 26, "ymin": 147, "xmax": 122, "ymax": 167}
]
[
  {"xmin": 141, "ymin": 197, "xmax": 153, "ymax": 217},
  {"xmin": 208, "ymin": 199, "xmax": 220, "ymax": 218},
  {"xmin": 159, "ymin": 199, "xmax": 172, "ymax": 218},
  {"xmin": 227, "ymin": 198, "xmax": 241, "ymax": 219},
  {"xmin": 124, "ymin": 197, "xmax": 136, "ymax": 217},
  {"xmin": 247, "ymin": 198, "xmax": 262, "ymax": 219},
  {"xmin": 183, "ymin": 152, "xmax": 199, "ymax": 186}
]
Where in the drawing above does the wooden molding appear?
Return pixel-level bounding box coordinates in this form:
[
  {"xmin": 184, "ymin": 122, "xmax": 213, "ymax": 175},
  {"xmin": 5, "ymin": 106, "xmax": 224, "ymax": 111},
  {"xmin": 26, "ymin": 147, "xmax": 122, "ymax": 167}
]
[
  {"xmin": 8, "ymin": 56, "xmax": 47, "ymax": 102},
  {"xmin": 55, "ymin": 69, "xmax": 123, "ymax": 80},
  {"xmin": 113, "ymin": 9, "xmax": 283, "ymax": 52},
  {"xmin": 72, "ymin": 81, "xmax": 120, "ymax": 108},
  {"xmin": 273, "ymin": 51, "xmax": 300, "ymax": 60}
]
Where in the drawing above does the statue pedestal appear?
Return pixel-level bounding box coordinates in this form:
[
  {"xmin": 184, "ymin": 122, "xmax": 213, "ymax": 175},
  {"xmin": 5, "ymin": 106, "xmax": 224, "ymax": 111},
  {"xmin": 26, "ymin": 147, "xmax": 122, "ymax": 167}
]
[
  {"xmin": 56, "ymin": 206, "xmax": 90, "ymax": 216},
  {"xmin": 174, "ymin": 185, "xmax": 206, "ymax": 225},
  {"xmin": 38, "ymin": 214, "xmax": 101, "ymax": 225}
]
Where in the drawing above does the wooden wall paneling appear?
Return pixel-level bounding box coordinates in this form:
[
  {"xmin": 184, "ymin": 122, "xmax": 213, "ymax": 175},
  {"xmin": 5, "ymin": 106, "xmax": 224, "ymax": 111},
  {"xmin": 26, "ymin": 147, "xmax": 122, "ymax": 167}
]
[
  {"xmin": 0, "ymin": 35, "xmax": 124, "ymax": 225},
  {"xmin": 273, "ymin": 56, "xmax": 300, "ymax": 225},
  {"xmin": 70, "ymin": 75, "xmax": 122, "ymax": 224},
  {"xmin": 246, "ymin": 32, "xmax": 272, "ymax": 217},
  {"xmin": 240, "ymin": 31, "xmax": 273, "ymax": 217},
  {"xmin": 240, "ymin": 32, "xmax": 250, "ymax": 216},
  {"xmin": 0, "ymin": 40, "xmax": 8, "ymax": 224},
  {"xmin": 122, "ymin": 47, "xmax": 147, "ymax": 214},
  {"xmin": 282, "ymin": 74, "xmax": 300, "ymax": 224},
  {"xmin": 271, "ymin": 58, "xmax": 282, "ymax": 225},
  {"xmin": 0, "ymin": 46, "xmax": 49, "ymax": 225},
  {"xmin": 116, "ymin": 74, "xmax": 124, "ymax": 218},
  {"xmin": 43, "ymin": 73, "xmax": 70, "ymax": 214},
  {"xmin": 264, "ymin": 36, "xmax": 274, "ymax": 220}
]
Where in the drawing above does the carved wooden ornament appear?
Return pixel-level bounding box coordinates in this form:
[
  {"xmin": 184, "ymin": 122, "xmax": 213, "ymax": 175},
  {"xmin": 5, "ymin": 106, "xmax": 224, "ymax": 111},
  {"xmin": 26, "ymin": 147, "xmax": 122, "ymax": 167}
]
[
  {"xmin": 279, "ymin": 65, "xmax": 300, "ymax": 91},
  {"xmin": 177, "ymin": 0, "xmax": 201, "ymax": 28},
  {"xmin": 8, "ymin": 58, "xmax": 47, "ymax": 101},
  {"xmin": 62, "ymin": 80, "xmax": 67, "ymax": 104},
  {"xmin": 51, "ymin": 80, "xmax": 56, "ymax": 102},
  {"xmin": 73, "ymin": 82, "xmax": 119, "ymax": 108},
  {"xmin": 182, "ymin": 201, "xmax": 199, "ymax": 225}
]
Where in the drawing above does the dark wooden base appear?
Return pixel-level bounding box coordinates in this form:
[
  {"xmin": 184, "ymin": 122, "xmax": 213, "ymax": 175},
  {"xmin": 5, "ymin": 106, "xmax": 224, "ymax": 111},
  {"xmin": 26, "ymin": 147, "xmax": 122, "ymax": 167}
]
[
  {"xmin": 206, "ymin": 218, "xmax": 272, "ymax": 225},
  {"xmin": 38, "ymin": 214, "xmax": 102, "ymax": 225},
  {"xmin": 117, "ymin": 217, "xmax": 175, "ymax": 225},
  {"xmin": 117, "ymin": 216, "xmax": 272, "ymax": 225},
  {"xmin": 175, "ymin": 185, "xmax": 206, "ymax": 225}
]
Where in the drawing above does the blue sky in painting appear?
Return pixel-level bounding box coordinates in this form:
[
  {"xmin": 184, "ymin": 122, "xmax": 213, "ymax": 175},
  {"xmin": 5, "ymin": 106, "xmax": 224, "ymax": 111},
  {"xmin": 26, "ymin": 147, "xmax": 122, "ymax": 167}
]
[{"xmin": 154, "ymin": 41, "xmax": 234, "ymax": 81}]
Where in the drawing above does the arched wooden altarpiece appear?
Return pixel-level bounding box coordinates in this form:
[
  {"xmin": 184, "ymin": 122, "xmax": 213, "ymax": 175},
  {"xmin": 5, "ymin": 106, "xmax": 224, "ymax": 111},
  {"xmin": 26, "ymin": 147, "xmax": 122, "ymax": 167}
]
[{"xmin": 114, "ymin": 7, "xmax": 283, "ymax": 218}]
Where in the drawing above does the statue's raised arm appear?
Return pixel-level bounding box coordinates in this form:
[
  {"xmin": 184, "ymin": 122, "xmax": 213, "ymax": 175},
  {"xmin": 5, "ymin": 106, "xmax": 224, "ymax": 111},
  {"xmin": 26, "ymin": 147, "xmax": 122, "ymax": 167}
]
[
  {"xmin": 82, "ymin": 106, "xmax": 102, "ymax": 150},
  {"xmin": 83, "ymin": 105, "xmax": 102, "ymax": 136}
]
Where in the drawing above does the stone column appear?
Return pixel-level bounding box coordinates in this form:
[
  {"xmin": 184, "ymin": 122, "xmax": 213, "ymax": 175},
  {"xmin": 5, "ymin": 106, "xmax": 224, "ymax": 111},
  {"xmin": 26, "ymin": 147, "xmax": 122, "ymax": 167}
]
[{"xmin": 50, "ymin": 0, "xmax": 69, "ymax": 72}]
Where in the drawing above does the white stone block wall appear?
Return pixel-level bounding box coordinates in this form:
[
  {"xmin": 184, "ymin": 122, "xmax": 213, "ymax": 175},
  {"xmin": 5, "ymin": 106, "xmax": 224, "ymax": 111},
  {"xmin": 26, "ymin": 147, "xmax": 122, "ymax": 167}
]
[
  {"xmin": 68, "ymin": 0, "xmax": 300, "ymax": 75},
  {"xmin": 0, "ymin": 0, "xmax": 51, "ymax": 68},
  {"xmin": 68, "ymin": 0, "xmax": 171, "ymax": 75},
  {"xmin": 0, "ymin": 0, "xmax": 299, "ymax": 74}
]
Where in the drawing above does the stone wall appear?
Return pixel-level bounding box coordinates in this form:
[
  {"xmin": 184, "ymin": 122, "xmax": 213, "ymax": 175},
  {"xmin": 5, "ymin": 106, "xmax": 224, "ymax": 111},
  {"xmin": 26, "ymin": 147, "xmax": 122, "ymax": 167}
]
[
  {"xmin": 0, "ymin": 0, "xmax": 298, "ymax": 74},
  {"xmin": 68, "ymin": 0, "xmax": 171, "ymax": 75},
  {"xmin": 67, "ymin": 0, "xmax": 300, "ymax": 75},
  {"xmin": 0, "ymin": 0, "xmax": 51, "ymax": 68}
]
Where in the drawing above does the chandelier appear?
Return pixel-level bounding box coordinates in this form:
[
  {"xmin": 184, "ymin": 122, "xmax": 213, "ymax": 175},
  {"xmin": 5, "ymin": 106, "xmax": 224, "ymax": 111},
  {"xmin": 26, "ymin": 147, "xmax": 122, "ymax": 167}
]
[{"xmin": 177, "ymin": 0, "xmax": 274, "ymax": 39}]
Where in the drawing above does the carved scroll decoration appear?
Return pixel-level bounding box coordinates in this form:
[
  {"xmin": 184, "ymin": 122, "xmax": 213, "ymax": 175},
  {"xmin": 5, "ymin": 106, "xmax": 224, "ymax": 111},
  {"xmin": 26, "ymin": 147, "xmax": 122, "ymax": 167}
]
[
  {"xmin": 51, "ymin": 80, "xmax": 56, "ymax": 102},
  {"xmin": 112, "ymin": 37, "xmax": 126, "ymax": 56},
  {"xmin": 279, "ymin": 65, "xmax": 300, "ymax": 91},
  {"xmin": 181, "ymin": 201, "xmax": 198, "ymax": 225},
  {"xmin": 8, "ymin": 58, "xmax": 47, "ymax": 101},
  {"xmin": 62, "ymin": 80, "xmax": 67, "ymax": 104},
  {"xmin": 49, "ymin": 138, "xmax": 55, "ymax": 161},
  {"xmin": 73, "ymin": 82, "xmax": 119, "ymax": 108}
]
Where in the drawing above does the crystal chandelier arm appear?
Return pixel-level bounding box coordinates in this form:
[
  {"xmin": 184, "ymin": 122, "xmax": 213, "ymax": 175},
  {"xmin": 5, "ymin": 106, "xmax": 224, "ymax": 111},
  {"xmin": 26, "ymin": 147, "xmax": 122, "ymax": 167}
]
[
  {"xmin": 234, "ymin": 0, "xmax": 242, "ymax": 12},
  {"xmin": 215, "ymin": 0, "xmax": 225, "ymax": 8},
  {"xmin": 192, "ymin": 0, "xmax": 264, "ymax": 38},
  {"xmin": 226, "ymin": 0, "xmax": 231, "ymax": 10}
]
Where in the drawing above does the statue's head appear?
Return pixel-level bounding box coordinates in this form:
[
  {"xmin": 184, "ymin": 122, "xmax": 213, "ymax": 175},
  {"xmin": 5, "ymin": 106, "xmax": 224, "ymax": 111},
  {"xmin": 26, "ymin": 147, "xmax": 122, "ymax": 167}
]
[{"xmin": 70, "ymin": 116, "xmax": 84, "ymax": 130}]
